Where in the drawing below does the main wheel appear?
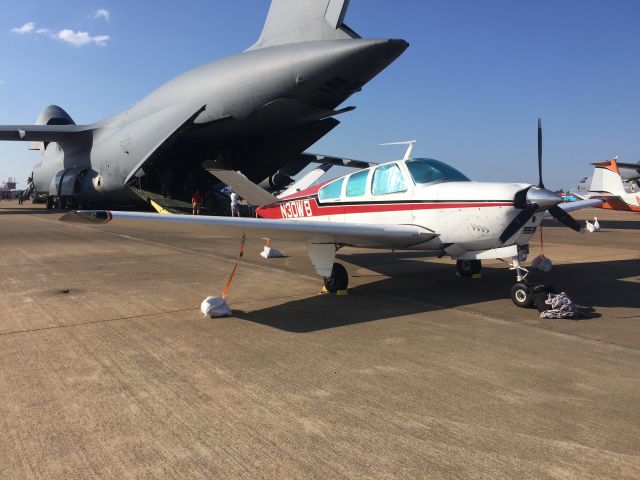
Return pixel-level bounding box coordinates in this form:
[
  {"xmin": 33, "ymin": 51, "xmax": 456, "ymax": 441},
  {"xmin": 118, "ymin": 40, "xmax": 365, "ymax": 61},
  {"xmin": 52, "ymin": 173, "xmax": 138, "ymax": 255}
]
[
  {"xmin": 323, "ymin": 263, "xmax": 348, "ymax": 293},
  {"xmin": 456, "ymin": 259, "xmax": 481, "ymax": 278},
  {"xmin": 510, "ymin": 282, "xmax": 534, "ymax": 308}
]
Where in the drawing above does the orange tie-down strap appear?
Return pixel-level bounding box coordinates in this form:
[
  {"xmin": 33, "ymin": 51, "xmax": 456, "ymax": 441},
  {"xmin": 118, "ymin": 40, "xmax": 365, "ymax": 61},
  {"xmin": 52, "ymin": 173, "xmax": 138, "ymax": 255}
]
[{"xmin": 221, "ymin": 234, "xmax": 246, "ymax": 299}]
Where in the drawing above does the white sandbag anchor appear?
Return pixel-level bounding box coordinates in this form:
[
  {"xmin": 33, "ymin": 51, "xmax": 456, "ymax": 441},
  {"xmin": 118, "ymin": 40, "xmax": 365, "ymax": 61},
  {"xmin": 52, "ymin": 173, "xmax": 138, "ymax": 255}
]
[
  {"xmin": 260, "ymin": 238, "xmax": 285, "ymax": 258},
  {"xmin": 201, "ymin": 234, "xmax": 245, "ymax": 318},
  {"xmin": 201, "ymin": 296, "xmax": 232, "ymax": 317}
]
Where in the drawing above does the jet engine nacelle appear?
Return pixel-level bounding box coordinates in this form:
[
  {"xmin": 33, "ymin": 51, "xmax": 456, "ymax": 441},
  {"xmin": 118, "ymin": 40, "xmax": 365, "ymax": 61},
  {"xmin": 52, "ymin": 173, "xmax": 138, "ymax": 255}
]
[
  {"xmin": 30, "ymin": 105, "xmax": 76, "ymax": 152},
  {"xmin": 259, "ymin": 172, "xmax": 293, "ymax": 192}
]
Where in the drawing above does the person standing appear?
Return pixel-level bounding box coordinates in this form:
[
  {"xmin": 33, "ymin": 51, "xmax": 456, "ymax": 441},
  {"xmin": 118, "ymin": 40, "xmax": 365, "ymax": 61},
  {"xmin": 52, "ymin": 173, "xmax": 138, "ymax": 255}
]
[
  {"xmin": 230, "ymin": 191, "xmax": 240, "ymax": 217},
  {"xmin": 191, "ymin": 189, "xmax": 203, "ymax": 215}
]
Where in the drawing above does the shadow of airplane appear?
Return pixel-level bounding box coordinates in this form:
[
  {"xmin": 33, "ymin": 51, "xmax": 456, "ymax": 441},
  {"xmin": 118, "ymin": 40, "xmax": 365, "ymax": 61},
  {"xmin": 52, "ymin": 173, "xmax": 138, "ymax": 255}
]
[{"xmin": 233, "ymin": 253, "xmax": 638, "ymax": 333}]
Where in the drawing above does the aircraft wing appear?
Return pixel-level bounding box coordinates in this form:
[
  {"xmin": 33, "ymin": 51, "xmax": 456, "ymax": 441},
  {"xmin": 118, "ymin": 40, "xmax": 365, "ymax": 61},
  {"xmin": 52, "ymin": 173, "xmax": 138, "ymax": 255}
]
[
  {"xmin": 300, "ymin": 153, "xmax": 375, "ymax": 169},
  {"xmin": 61, "ymin": 210, "xmax": 437, "ymax": 250},
  {"xmin": 544, "ymin": 198, "xmax": 605, "ymax": 216}
]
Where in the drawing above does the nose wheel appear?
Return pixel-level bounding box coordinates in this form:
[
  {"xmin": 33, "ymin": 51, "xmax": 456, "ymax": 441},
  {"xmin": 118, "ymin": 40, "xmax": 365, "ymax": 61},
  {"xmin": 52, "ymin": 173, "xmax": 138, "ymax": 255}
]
[
  {"xmin": 456, "ymin": 259, "xmax": 482, "ymax": 278},
  {"xmin": 323, "ymin": 263, "xmax": 348, "ymax": 293},
  {"xmin": 510, "ymin": 282, "xmax": 534, "ymax": 308}
]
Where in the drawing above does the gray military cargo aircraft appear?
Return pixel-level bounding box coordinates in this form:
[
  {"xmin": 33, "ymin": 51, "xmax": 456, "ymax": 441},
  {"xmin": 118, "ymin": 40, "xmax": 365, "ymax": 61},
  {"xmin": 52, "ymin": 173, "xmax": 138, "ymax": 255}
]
[{"xmin": 0, "ymin": 0, "xmax": 408, "ymax": 209}]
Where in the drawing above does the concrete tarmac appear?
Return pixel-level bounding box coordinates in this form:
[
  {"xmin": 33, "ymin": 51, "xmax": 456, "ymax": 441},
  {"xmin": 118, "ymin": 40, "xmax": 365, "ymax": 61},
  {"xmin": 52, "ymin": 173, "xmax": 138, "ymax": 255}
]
[{"xmin": 0, "ymin": 203, "xmax": 638, "ymax": 479}]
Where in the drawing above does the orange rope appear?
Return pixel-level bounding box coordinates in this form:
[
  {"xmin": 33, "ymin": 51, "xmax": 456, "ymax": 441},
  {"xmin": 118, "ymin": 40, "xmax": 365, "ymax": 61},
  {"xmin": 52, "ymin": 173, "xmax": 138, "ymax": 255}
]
[{"xmin": 221, "ymin": 234, "xmax": 246, "ymax": 299}]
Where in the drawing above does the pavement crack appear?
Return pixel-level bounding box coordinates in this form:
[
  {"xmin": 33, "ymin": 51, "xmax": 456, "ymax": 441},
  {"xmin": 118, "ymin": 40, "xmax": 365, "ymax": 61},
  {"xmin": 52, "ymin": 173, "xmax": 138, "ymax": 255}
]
[{"xmin": 0, "ymin": 307, "xmax": 198, "ymax": 338}]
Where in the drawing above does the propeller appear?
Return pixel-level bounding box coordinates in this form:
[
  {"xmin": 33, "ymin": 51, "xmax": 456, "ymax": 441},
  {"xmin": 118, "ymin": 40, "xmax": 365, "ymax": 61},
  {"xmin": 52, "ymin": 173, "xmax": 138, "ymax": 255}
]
[{"xmin": 496, "ymin": 118, "xmax": 583, "ymax": 246}]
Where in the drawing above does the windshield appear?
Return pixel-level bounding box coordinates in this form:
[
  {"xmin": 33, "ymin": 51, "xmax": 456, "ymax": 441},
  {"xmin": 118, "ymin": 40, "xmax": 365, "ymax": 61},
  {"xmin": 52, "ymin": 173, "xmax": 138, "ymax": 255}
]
[{"xmin": 405, "ymin": 158, "xmax": 470, "ymax": 185}]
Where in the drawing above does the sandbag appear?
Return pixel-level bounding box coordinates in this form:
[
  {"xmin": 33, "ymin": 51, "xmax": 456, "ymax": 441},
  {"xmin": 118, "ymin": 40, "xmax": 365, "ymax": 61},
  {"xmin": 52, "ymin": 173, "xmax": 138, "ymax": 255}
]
[
  {"xmin": 200, "ymin": 296, "xmax": 232, "ymax": 317},
  {"xmin": 260, "ymin": 245, "xmax": 285, "ymax": 258},
  {"xmin": 531, "ymin": 254, "xmax": 552, "ymax": 272}
]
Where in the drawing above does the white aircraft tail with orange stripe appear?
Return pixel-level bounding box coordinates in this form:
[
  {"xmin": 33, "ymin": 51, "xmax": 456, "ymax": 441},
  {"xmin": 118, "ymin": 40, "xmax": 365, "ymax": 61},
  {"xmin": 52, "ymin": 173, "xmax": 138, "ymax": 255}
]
[{"xmin": 586, "ymin": 158, "xmax": 640, "ymax": 213}]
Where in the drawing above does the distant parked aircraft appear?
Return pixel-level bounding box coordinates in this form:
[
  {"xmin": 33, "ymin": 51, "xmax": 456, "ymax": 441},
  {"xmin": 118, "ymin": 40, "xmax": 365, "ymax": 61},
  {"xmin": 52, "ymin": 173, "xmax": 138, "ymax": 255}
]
[{"xmin": 573, "ymin": 158, "xmax": 640, "ymax": 213}]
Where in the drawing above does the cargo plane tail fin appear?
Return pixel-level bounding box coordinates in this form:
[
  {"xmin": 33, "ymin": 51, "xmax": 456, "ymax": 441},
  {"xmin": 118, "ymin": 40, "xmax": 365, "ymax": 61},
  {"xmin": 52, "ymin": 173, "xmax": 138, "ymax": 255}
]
[{"xmin": 248, "ymin": 0, "xmax": 359, "ymax": 51}]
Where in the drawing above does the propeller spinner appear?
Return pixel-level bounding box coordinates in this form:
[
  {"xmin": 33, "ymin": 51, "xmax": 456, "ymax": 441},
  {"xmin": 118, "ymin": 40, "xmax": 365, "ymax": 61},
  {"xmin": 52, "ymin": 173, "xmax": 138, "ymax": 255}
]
[{"xmin": 496, "ymin": 119, "xmax": 583, "ymax": 247}]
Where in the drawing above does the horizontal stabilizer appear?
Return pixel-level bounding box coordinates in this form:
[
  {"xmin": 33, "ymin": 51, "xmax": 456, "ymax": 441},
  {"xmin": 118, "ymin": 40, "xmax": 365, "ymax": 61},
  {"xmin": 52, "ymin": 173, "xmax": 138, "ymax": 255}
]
[
  {"xmin": 249, "ymin": 0, "xmax": 359, "ymax": 51},
  {"xmin": 0, "ymin": 124, "xmax": 93, "ymax": 151},
  {"xmin": 207, "ymin": 169, "xmax": 279, "ymax": 206}
]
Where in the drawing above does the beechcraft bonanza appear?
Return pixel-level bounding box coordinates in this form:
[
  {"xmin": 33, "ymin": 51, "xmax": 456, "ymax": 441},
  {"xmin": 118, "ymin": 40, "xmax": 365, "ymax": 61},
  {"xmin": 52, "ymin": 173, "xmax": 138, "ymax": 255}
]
[
  {"xmin": 0, "ymin": 0, "xmax": 407, "ymax": 209},
  {"xmin": 64, "ymin": 120, "xmax": 602, "ymax": 308},
  {"xmin": 573, "ymin": 157, "xmax": 640, "ymax": 213}
]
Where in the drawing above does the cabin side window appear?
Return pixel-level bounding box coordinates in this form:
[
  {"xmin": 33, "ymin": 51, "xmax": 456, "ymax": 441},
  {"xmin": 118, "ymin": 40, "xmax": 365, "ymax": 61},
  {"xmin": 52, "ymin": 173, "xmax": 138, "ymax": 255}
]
[
  {"xmin": 346, "ymin": 170, "xmax": 369, "ymax": 197},
  {"xmin": 371, "ymin": 163, "xmax": 407, "ymax": 195},
  {"xmin": 318, "ymin": 177, "xmax": 345, "ymax": 201}
]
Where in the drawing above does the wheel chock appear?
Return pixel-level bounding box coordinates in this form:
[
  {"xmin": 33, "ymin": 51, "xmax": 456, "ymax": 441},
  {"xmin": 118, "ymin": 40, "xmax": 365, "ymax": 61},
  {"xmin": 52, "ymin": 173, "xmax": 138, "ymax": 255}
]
[
  {"xmin": 471, "ymin": 273, "xmax": 482, "ymax": 279},
  {"xmin": 320, "ymin": 287, "xmax": 349, "ymax": 295},
  {"xmin": 455, "ymin": 271, "xmax": 461, "ymax": 277}
]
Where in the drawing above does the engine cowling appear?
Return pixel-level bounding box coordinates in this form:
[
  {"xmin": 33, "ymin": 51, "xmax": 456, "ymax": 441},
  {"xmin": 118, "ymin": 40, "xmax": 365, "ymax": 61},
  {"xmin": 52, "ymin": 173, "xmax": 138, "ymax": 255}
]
[{"xmin": 258, "ymin": 172, "xmax": 293, "ymax": 192}]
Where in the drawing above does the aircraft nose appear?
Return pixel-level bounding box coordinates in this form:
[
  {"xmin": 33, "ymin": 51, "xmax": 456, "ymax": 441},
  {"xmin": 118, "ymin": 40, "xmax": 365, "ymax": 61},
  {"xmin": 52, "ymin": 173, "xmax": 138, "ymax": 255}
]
[
  {"xmin": 369, "ymin": 38, "xmax": 410, "ymax": 64},
  {"xmin": 381, "ymin": 39, "xmax": 410, "ymax": 56}
]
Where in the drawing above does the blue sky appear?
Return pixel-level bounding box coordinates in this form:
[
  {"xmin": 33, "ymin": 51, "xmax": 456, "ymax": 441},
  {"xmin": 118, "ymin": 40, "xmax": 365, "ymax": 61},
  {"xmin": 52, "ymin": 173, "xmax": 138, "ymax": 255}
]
[{"xmin": 1, "ymin": 0, "xmax": 638, "ymax": 191}]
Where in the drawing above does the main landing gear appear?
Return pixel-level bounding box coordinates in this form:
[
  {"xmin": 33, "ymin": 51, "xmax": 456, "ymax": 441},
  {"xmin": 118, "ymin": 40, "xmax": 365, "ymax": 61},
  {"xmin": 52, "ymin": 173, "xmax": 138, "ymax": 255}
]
[
  {"xmin": 509, "ymin": 249, "xmax": 534, "ymax": 308},
  {"xmin": 323, "ymin": 263, "xmax": 348, "ymax": 293},
  {"xmin": 456, "ymin": 259, "xmax": 482, "ymax": 278}
]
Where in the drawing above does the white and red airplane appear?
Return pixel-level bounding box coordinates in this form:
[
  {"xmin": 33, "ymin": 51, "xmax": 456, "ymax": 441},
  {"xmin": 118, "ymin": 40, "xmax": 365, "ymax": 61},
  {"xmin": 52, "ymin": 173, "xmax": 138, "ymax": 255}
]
[{"xmin": 64, "ymin": 121, "xmax": 600, "ymax": 307}]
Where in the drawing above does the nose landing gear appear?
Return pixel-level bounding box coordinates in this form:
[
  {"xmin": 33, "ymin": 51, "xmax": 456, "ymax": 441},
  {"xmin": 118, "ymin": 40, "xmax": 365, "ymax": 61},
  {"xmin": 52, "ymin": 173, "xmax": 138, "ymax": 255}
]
[{"xmin": 509, "ymin": 248, "xmax": 534, "ymax": 308}]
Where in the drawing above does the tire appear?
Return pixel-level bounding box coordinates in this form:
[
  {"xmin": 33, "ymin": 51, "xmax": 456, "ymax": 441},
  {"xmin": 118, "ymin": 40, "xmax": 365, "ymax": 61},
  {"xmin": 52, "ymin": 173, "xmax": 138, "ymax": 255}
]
[
  {"xmin": 323, "ymin": 263, "xmax": 348, "ymax": 293},
  {"xmin": 511, "ymin": 282, "xmax": 534, "ymax": 308},
  {"xmin": 456, "ymin": 259, "xmax": 481, "ymax": 278}
]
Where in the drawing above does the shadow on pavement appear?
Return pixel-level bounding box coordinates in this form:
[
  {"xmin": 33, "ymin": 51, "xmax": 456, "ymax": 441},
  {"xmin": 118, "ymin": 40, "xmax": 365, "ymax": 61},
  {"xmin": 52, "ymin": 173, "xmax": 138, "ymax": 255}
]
[{"xmin": 234, "ymin": 254, "xmax": 638, "ymax": 332}]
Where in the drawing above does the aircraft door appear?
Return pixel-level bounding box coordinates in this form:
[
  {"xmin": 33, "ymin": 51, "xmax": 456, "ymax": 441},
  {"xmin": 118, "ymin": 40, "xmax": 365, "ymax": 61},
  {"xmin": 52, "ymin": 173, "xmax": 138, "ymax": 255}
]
[{"xmin": 369, "ymin": 163, "xmax": 412, "ymax": 224}]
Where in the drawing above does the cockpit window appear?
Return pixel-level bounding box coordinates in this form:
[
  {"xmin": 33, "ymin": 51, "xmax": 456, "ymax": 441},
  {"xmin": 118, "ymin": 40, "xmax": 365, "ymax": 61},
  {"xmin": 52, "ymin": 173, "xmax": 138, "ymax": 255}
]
[
  {"xmin": 405, "ymin": 158, "xmax": 470, "ymax": 185},
  {"xmin": 372, "ymin": 163, "xmax": 407, "ymax": 195},
  {"xmin": 318, "ymin": 177, "xmax": 344, "ymax": 201}
]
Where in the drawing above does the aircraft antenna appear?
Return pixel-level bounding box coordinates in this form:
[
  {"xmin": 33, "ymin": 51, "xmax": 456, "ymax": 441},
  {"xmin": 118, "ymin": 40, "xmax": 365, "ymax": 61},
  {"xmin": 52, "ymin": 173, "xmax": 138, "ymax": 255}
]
[{"xmin": 379, "ymin": 140, "xmax": 417, "ymax": 161}]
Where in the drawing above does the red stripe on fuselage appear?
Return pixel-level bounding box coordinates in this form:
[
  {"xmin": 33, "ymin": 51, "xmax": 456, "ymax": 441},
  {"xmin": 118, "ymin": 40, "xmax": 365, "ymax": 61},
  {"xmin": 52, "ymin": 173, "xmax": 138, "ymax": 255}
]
[{"xmin": 257, "ymin": 197, "xmax": 513, "ymax": 219}]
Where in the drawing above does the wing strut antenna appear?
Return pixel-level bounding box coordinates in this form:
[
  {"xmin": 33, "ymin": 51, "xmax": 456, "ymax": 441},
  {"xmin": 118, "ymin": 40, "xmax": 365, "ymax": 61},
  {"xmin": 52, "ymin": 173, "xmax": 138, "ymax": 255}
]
[{"xmin": 380, "ymin": 140, "xmax": 417, "ymax": 161}]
